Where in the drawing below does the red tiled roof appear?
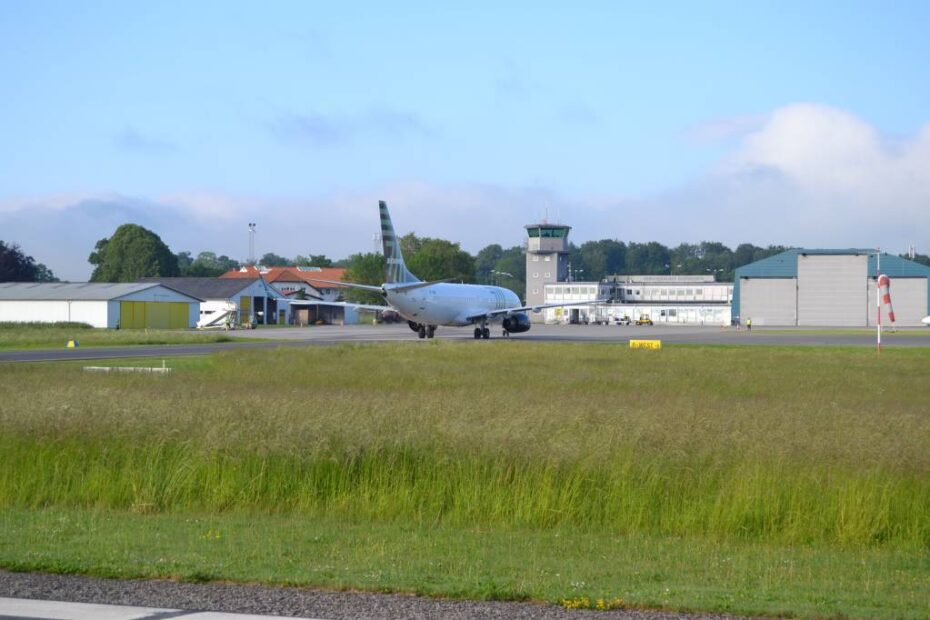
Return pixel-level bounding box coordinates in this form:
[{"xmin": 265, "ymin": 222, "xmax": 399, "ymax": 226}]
[{"xmin": 220, "ymin": 266, "xmax": 349, "ymax": 288}]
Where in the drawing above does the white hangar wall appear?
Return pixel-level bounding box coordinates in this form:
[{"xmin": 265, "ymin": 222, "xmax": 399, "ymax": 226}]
[{"xmin": 0, "ymin": 300, "xmax": 110, "ymax": 327}]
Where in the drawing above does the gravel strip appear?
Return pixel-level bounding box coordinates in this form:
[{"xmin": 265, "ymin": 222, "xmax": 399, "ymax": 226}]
[{"xmin": 0, "ymin": 570, "xmax": 765, "ymax": 620}]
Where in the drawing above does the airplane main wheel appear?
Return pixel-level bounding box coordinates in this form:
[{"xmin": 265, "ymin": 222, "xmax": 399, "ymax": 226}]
[
  {"xmin": 427, "ymin": 325, "xmax": 436, "ymax": 338},
  {"xmin": 418, "ymin": 325, "xmax": 426, "ymax": 339},
  {"xmin": 482, "ymin": 327, "xmax": 490, "ymax": 339},
  {"xmin": 473, "ymin": 327, "xmax": 482, "ymax": 339}
]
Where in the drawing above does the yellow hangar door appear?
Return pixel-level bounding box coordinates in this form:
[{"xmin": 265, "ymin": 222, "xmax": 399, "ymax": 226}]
[
  {"xmin": 120, "ymin": 302, "xmax": 190, "ymax": 329},
  {"xmin": 239, "ymin": 296, "xmax": 251, "ymax": 324}
]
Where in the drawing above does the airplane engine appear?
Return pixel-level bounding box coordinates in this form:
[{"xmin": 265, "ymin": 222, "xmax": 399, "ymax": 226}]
[{"xmin": 502, "ymin": 313, "xmax": 531, "ymax": 333}]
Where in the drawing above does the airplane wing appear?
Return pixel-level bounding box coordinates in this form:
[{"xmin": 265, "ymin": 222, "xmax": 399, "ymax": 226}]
[
  {"xmin": 290, "ymin": 299, "xmax": 390, "ymax": 312},
  {"xmin": 315, "ymin": 278, "xmax": 456, "ymax": 293},
  {"xmin": 314, "ymin": 279, "xmax": 384, "ymax": 292},
  {"xmin": 465, "ymin": 300, "xmax": 606, "ymax": 323}
]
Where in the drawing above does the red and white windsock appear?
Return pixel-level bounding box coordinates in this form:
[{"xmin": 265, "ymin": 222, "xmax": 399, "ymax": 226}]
[{"xmin": 878, "ymin": 274, "xmax": 896, "ymax": 324}]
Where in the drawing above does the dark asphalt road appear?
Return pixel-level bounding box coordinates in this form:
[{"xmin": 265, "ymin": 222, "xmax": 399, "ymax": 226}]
[{"xmin": 1, "ymin": 324, "xmax": 928, "ymax": 363}]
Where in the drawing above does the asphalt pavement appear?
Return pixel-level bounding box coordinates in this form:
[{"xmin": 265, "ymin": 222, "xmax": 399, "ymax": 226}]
[{"xmin": 1, "ymin": 324, "xmax": 928, "ymax": 363}]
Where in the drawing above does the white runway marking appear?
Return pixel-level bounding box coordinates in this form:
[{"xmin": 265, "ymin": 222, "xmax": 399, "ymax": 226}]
[{"xmin": 0, "ymin": 598, "xmax": 328, "ymax": 620}]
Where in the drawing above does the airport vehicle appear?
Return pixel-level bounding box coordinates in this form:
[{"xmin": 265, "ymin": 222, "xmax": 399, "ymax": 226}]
[
  {"xmin": 615, "ymin": 316, "xmax": 632, "ymax": 325},
  {"xmin": 635, "ymin": 315, "xmax": 654, "ymax": 326},
  {"xmin": 923, "ymin": 315, "xmax": 930, "ymax": 326},
  {"xmin": 326, "ymin": 201, "xmax": 579, "ymax": 339}
]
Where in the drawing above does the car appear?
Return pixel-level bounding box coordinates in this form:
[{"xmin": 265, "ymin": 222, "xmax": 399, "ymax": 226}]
[
  {"xmin": 635, "ymin": 315, "xmax": 653, "ymax": 326},
  {"xmin": 614, "ymin": 316, "xmax": 632, "ymax": 325}
]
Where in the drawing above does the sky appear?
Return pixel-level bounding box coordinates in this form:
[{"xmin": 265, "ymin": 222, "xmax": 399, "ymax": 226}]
[{"xmin": 2, "ymin": 1, "xmax": 930, "ymax": 280}]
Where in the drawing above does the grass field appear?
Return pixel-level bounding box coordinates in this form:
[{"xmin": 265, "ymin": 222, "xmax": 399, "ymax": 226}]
[
  {"xmin": 1, "ymin": 343, "xmax": 928, "ymax": 618},
  {"xmin": 0, "ymin": 322, "xmax": 234, "ymax": 349}
]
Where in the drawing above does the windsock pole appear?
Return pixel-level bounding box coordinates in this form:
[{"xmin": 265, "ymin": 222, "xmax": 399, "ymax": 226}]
[{"xmin": 879, "ymin": 273, "xmax": 896, "ymax": 329}]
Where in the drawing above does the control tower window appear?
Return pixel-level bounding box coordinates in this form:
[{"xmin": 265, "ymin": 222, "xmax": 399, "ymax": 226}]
[{"xmin": 527, "ymin": 227, "xmax": 569, "ymax": 238}]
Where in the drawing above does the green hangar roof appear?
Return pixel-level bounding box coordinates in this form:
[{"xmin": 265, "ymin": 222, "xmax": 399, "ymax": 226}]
[{"xmin": 735, "ymin": 249, "xmax": 930, "ymax": 280}]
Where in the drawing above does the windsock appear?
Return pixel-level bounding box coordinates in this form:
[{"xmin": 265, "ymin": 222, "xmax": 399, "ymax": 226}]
[{"xmin": 878, "ymin": 274, "xmax": 896, "ymax": 324}]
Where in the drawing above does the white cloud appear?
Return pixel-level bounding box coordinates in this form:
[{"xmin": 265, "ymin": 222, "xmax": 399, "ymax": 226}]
[{"xmin": 693, "ymin": 103, "xmax": 930, "ymax": 248}]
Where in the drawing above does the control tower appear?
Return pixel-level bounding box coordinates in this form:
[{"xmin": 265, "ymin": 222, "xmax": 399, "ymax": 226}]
[{"xmin": 524, "ymin": 221, "xmax": 571, "ymax": 320}]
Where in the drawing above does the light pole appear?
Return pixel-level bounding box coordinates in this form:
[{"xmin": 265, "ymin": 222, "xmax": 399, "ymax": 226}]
[
  {"xmin": 248, "ymin": 222, "xmax": 257, "ymax": 265},
  {"xmin": 491, "ymin": 270, "xmax": 513, "ymax": 286}
]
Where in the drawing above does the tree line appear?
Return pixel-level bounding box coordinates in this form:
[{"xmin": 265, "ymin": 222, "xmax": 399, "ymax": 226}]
[
  {"xmin": 0, "ymin": 241, "xmax": 59, "ymax": 282},
  {"xmin": 6, "ymin": 223, "xmax": 930, "ymax": 301}
]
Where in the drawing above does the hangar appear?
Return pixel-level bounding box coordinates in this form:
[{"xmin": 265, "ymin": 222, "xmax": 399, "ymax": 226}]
[
  {"xmin": 0, "ymin": 282, "xmax": 201, "ymax": 328},
  {"xmin": 140, "ymin": 277, "xmax": 289, "ymax": 326},
  {"xmin": 733, "ymin": 249, "xmax": 930, "ymax": 326}
]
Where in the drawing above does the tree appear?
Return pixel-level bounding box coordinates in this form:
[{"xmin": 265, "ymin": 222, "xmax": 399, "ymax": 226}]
[
  {"xmin": 89, "ymin": 224, "xmax": 179, "ymax": 282},
  {"xmin": 475, "ymin": 244, "xmax": 504, "ymax": 283},
  {"xmin": 294, "ymin": 254, "xmax": 333, "ymax": 267},
  {"xmin": 178, "ymin": 251, "xmax": 240, "ymax": 277},
  {"xmin": 406, "ymin": 237, "xmax": 475, "ymax": 283},
  {"xmin": 342, "ymin": 253, "xmax": 385, "ymax": 304},
  {"xmin": 175, "ymin": 251, "xmax": 194, "ymax": 274},
  {"xmin": 903, "ymin": 252, "xmax": 930, "ymax": 267},
  {"xmin": 0, "ymin": 240, "xmax": 58, "ymax": 282},
  {"xmin": 626, "ymin": 242, "xmax": 671, "ymax": 275},
  {"xmin": 577, "ymin": 239, "xmax": 626, "ymax": 281},
  {"xmin": 259, "ymin": 252, "xmax": 293, "ymax": 267},
  {"xmin": 492, "ymin": 245, "xmax": 526, "ymax": 300}
]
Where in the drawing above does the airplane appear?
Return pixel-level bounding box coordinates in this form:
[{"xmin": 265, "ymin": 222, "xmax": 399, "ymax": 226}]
[{"xmin": 324, "ymin": 201, "xmax": 588, "ymax": 339}]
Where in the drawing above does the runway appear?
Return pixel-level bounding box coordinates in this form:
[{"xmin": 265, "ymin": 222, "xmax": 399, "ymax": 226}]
[{"xmin": 1, "ymin": 324, "xmax": 928, "ymax": 363}]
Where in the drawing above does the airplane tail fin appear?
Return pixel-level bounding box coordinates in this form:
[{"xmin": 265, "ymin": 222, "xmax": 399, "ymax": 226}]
[{"xmin": 379, "ymin": 200, "xmax": 420, "ymax": 283}]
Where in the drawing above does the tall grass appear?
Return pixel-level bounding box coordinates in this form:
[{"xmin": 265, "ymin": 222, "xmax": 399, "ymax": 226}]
[
  {"xmin": 1, "ymin": 343, "xmax": 928, "ymax": 548},
  {"xmin": 0, "ymin": 324, "xmax": 232, "ymax": 348}
]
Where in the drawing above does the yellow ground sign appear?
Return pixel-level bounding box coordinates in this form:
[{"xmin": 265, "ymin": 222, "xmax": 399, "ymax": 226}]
[{"xmin": 629, "ymin": 339, "xmax": 662, "ymax": 349}]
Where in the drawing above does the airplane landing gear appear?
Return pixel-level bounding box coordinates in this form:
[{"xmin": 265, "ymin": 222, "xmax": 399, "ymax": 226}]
[
  {"xmin": 418, "ymin": 325, "xmax": 426, "ymax": 339},
  {"xmin": 473, "ymin": 323, "xmax": 490, "ymax": 339},
  {"xmin": 473, "ymin": 327, "xmax": 482, "ymax": 339},
  {"xmin": 427, "ymin": 325, "xmax": 436, "ymax": 338}
]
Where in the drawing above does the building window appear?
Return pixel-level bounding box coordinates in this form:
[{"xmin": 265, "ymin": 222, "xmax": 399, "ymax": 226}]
[
  {"xmin": 532, "ymin": 288, "xmax": 539, "ymax": 294},
  {"xmin": 544, "ymin": 256, "xmax": 551, "ymax": 261},
  {"xmin": 533, "ymin": 272, "xmax": 539, "ymax": 278},
  {"xmin": 532, "ymin": 255, "xmax": 539, "ymax": 262},
  {"xmin": 626, "ymin": 288, "xmax": 633, "ymax": 295},
  {"xmin": 544, "ymin": 272, "xmax": 551, "ymax": 278}
]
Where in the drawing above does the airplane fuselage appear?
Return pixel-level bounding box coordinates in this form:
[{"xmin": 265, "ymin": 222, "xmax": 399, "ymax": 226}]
[{"xmin": 385, "ymin": 282, "xmax": 522, "ymax": 327}]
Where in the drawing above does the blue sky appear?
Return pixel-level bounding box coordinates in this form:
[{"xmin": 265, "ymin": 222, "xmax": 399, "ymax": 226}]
[{"xmin": 2, "ymin": 2, "xmax": 930, "ymax": 279}]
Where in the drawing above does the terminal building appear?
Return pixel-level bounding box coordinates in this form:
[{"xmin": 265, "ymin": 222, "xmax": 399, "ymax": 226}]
[
  {"xmin": 734, "ymin": 249, "xmax": 930, "ymax": 326},
  {"xmin": 540, "ymin": 276, "xmax": 733, "ymax": 325}
]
